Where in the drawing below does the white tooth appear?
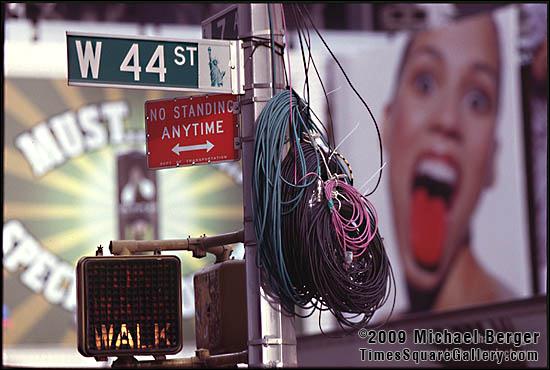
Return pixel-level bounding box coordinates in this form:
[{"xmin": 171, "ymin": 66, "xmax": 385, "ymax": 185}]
[{"xmin": 417, "ymin": 159, "xmax": 457, "ymax": 185}]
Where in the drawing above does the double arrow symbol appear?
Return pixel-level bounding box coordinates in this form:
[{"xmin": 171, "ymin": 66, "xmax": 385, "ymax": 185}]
[{"xmin": 172, "ymin": 140, "xmax": 215, "ymax": 155}]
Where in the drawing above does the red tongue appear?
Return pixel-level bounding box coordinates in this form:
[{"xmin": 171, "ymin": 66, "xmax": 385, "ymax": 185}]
[{"xmin": 410, "ymin": 188, "xmax": 447, "ymax": 268}]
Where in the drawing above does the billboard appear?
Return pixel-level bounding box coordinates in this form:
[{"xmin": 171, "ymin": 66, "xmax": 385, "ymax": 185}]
[
  {"xmin": 518, "ymin": 3, "xmax": 548, "ymax": 293},
  {"xmin": 117, "ymin": 150, "xmax": 159, "ymax": 241},
  {"xmin": 3, "ymin": 77, "xmax": 244, "ymax": 346},
  {"xmin": 329, "ymin": 6, "xmax": 533, "ymax": 316}
]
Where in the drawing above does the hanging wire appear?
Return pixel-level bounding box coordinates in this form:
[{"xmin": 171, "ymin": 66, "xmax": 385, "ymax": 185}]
[
  {"xmin": 252, "ymin": 4, "xmax": 394, "ymax": 333},
  {"xmin": 252, "ymin": 89, "xmax": 395, "ymax": 332},
  {"xmin": 294, "ymin": 4, "xmax": 384, "ymax": 196}
]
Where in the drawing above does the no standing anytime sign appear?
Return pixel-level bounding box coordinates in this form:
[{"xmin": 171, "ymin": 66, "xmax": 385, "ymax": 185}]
[{"xmin": 145, "ymin": 94, "xmax": 240, "ymax": 169}]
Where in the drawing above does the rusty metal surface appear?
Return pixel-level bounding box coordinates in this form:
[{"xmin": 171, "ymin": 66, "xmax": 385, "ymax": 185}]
[
  {"xmin": 194, "ymin": 260, "xmax": 247, "ymax": 355},
  {"xmin": 109, "ymin": 230, "xmax": 244, "ymax": 261}
]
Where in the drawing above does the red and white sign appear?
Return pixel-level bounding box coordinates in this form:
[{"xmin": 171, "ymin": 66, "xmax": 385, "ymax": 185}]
[{"xmin": 145, "ymin": 94, "xmax": 240, "ymax": 169}]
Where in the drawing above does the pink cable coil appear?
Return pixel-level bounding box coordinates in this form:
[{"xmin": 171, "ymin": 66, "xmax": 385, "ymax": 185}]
[{"xmin": 323, "ymin": 178, "xmax": 379, "ymax": 258}]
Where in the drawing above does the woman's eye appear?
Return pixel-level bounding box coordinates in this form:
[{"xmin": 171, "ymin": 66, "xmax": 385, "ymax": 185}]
[
  {"xmin": 413, "ymin": 72, "xmax": 435, "ymax": 95},
  {"xmin": 464, "ymin": 89, "xmax": 491, "ymax": 113}
]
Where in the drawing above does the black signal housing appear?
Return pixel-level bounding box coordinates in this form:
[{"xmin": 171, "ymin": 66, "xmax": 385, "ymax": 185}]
[{"xmin": 76, "ymin": 255, "xmax": 183, "ymax": 358}]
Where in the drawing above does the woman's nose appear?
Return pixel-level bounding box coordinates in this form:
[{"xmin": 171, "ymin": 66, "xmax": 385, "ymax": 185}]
[{"xmin": 428, "ymin": 90, "xmax": 462, "ymax": 141}]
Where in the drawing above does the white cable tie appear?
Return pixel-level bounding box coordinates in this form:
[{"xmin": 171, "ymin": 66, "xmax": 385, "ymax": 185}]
[
  {"xmin": 309, "ymin": 130, "xmax": 321, "ymax": 140},
  {"xmin": 315, "ymin": 138, "xmax": 330, "ymax": 154},
  {"xmin": 359, "ymin": 161, "xmax": 387, "ymax": 195},
  {"xmin": 326, "ymin": 86, "xmax": 342, "ymax": 97},
  {"xmin": 309, "ymin": 86, "xmax": 343, "ymax": 112},
  {"xmin": 329, "ymin": 121, "xmax": 360, "ymax": 161}
]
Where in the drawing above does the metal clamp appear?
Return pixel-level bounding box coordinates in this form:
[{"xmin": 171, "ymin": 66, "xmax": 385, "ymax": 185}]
[
  {"xmin": 243, "ymin": 82, "xmax": 287, "ymax": 91},
  {"xmin": 231, "ymin": 101, "xmax": 241, "ymax": 114},
  {"xmin": 239, "ymin": 96, "xmax": 274, "ymax": 106},
  {"xmin": 234, "ymin": 137, "xmax": 242, "ymax": 149},
  {"xmin": 240, "ymin": 30, "xmax": 285, "ymax": 40},
  {"xmin": 192, "ymin": 234, "xmax": 208, "ymax": 259},
  {"xmin": 240, "ymin": 135, "xmax": 256, "ymax": 143},
  {"xmin": 249, "ymin": 335, "xmax": 297, "ymax": 347},
  {"xmin": 242, "ymin": 39, "xmax": 285, "ymax": 48}
]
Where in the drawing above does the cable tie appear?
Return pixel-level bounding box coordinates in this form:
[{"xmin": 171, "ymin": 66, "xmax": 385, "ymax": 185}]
[{"xmin": 344, "ymin": 251, "xmax": 353, "ymax": 269}]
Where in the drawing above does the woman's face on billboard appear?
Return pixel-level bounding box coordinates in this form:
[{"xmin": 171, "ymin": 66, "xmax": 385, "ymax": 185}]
[{"xmin": 384, "ymin": 14, "xmax": 500, "ymax": 291}]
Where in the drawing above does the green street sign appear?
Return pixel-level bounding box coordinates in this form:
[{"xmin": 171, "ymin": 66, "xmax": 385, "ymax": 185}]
[{"xmin": 66, "ymin": 32, "xmax": 243, "ymax": 94}]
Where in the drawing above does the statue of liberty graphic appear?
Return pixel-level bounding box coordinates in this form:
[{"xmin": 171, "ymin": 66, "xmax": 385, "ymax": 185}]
[{"xmin": 208, "ymin": 47, "xmax": 226, "ymax": 87}]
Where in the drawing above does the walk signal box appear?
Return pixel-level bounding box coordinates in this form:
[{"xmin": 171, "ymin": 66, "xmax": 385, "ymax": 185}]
[{"xmin": 76, "ymin": 255, "xmax": 183, "ymax": 358}]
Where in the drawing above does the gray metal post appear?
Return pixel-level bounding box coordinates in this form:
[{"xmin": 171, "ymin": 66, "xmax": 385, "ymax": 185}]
[{"xmin": 238, "ymin": 3, "xmax": 298, "ymax": 367}]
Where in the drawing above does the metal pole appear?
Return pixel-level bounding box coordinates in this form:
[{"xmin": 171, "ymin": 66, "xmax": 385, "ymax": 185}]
[{"xmin": 238, "ymin": 3, "xmax": 297, "ymax": 367}]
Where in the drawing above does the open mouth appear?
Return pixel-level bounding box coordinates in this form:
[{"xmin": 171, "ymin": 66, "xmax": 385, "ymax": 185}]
[{"xmin": 410, "ymin": 156, "xmax": 459, "ymax": 271}]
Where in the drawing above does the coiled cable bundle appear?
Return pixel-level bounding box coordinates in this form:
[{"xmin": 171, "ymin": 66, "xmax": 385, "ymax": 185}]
[{"xmin": 252, "ymin": 89, "xmax": 395, "ymax": 331}]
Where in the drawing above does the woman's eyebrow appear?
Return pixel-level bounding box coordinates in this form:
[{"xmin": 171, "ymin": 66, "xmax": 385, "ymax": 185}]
[
  {"xmin": 408, "ymin": 44, "xmax": 498, "ymax": 84},
  {"xmin": 408, "ymin": 45, "xmax": 443, "ymax": 61},
  {"xmin": 471, "ymin": 62, "xmax": 498, "ymax": 84}
]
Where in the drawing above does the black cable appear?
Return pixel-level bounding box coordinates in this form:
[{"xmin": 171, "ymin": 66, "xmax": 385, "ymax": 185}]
[
  {"xmin": 267, "ymin": 4, "xmax": 277, "ymax": 96},
  {"xmin": 253, "ymin": 91, "xmax": 394, "ymax": 332},
  {"xmin": 296, "ymin": 4, "xmax": 384, "ymax": 196},
  {"xmin": 291, "ymin": 4, "xmax": 336, "ymax": 147},
  {"xmin": 302, "ymin": 170, "xmax": 393, "ymax": 331}
]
